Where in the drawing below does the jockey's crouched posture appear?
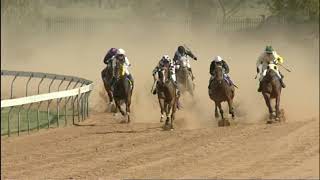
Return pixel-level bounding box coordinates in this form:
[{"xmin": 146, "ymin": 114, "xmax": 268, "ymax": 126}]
[
  {"xmin": 208, "ymin": 56, "xmax": 232, "ymax": 88},
  {"xmin": 173, "ymin": 45, "xmax": 197, "ymax": 80},
  {"xmin": 257, "ymin": 46, "xmax": 286, "ymax": 92},
  {"xmin": 152, "ymin": 55, "xmax": 180, "ymax": 94},
  {"xmin": 110, "ymin": 48, "xmax": 134, "ymax": 90}
]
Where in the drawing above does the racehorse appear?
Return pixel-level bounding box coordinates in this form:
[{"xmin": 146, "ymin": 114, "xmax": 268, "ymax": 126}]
[
  {"xmin": 260, "ymin": 64, "xmax": 284, "ymax": 123},
  {"xmin": 209, "ymin": 64, "xmax": 235, "ymax": 126},
  {"xmin": 113, "ymin": 59, "xmax": 133, "ymax": 123},
  {"xmin": 101, "ymin": 63, "xmax": 114, "ymax": 106},
  {"xmin": 156, "ymin": 63, "xmax": 178, "ymax": 130},
  {"xmin": 176, "ymin": 56, "xmax": 194, "ymax": 96}
]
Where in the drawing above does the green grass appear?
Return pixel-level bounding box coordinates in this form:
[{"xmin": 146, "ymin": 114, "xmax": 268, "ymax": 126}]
[{"xmin": 1, "ymin": 107, "xmax": 76, "ymax": 136}]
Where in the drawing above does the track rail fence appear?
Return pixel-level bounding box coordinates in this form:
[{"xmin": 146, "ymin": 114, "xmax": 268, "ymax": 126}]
[{"xmin": 1, "ymin": 70, "xmax": 94, "ymax": 137}]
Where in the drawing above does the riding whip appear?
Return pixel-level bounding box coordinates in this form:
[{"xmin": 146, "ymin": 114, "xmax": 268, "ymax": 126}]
[{"xmin": 279, "ymin": 64, "xmax": 292, "ymax": 72}]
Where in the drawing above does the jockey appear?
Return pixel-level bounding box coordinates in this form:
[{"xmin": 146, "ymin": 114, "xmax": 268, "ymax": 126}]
[
  {"xmin": 256, "ymin": 45, "xmax": 285, "ymax": 92},
  {"xmin": 110, "ymin": 48, "xmax": 134, "ymax": 89},
  {"xmin": 152, "ymin": 55, "xmax": 179, "ymax": 95},
  {"xmin": 208, "ymin": 56, "xmax": 231, "ymax": 88},
  {"xmin": 103, "ymin": 48, "xmax": 118, "ymax": 66},
  {"xmin": 173, "ymin": 45, "xmax": 197, "ymax": 80}
]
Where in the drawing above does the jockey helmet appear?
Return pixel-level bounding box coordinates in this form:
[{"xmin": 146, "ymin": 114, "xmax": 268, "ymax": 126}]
[
  {"xmin": 178, "ymin": 46, "xmax": 186, "ymax": 55},
  {"xmin": 110, "ymin": 48, "xmax": 117, "ymax": 54},
  {"xmin": 265, "ymin": 46, "xmax": 274, "ymax": 54},
  {"xmin": 213, "ymin": 56, "xmax": 223, "ymax": 62},
  {"xmin": 162, "ymin": 55, "xmax": 171, "ymax": 64},
  {"xmin": 117, "ymin": 48, "xmax": 126, "ymax": 55}
]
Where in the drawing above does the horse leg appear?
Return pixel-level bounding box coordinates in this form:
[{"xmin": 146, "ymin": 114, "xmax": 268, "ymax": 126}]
[
  {"xmin": 263, "ymin": 93, "xmax": 273, "ymax": 120},
  {"xmin": 171, "ymin": 100, "xmax": 177, "ymax": 130},
  {"xmin": 214, "ymin": 102, "xmax": 220, "ymax": 118},
  {"xmin": 165, "ymin": 102, "xmax": 170, "ymax": 126},
  {"xmin": 227, "ymin": 98, "xmax": 235, "ymax": 119},
  {"xmin": 217, "ymin": 102, "xmax": 224, "ymax": 120},
  {"xmin": 158, "ymin": 98, "xmax": 165, "ymax": 122},
  {"xmin": 275, "ymin": 94, "xmax": 280, "ymax": 121},
  {"xmin": 126, "ymin": 100, "xmax": 131, "ymax": 123},
  {"xmin": 115, "ymin": 100, "xmax": 125, "ymax": 116}
]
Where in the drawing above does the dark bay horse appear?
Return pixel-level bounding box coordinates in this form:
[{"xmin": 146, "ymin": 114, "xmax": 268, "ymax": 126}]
[
  {"xmin": 260, "ymin": 64, "xmax": 284, "ymax": 122},
  {"xmin": 156, "ymin": 63, "xmax": 177, "ymax": 130},
  {"xmin": 209, "ymin": 65, "xmax": 235, "ymax": 126},
  {"xmin": 176, "ymin": 58, "xmax": 194, "ymax": 96},
  {"xmin": 101, "ymin": 64, "xmax": 114, "ymax": 105},
  {"xmin": 113, "ymin": 60, "xmax": 133, "ymax": 123}
]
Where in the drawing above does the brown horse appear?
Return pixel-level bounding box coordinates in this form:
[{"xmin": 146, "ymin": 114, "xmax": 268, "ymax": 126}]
[
  {"xmin": 113, "ymin": 60, "xmax": 133, "ymax": 123},
  {"xmin": 156, "ymin": 63, "xmax": 177, "ymax": 130},
  {"xmin": 260, "ymin": 64, "xmax": 283, "ymax": 122},
  {"xmin": 209, "ymin": 65, "xmax": 235, "ymax": 126},
  {"xmin": 101, "ymin": 64, "xmax": 114, "ymax": 106}
]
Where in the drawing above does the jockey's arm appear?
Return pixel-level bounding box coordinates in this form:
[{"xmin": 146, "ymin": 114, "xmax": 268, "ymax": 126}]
[
  {"xmin": 209, "ymin": 61, "xmax": 215, "ymax": 76},
  {"xmin": 272, "ymin": 51, "xmax": 284, "ymax": 65},
  {"xmin": 186, "ymin": 50, "xmax": 197, "ymax": 60},
  {"xmin": 222, "ymin": 61, "xmax": 230, "ymax": 74},
  {"xmin": 103, "ymin": 54, "xmax": 111, "ymax": 64},
  {"xmin": 124, "ymin": 57, "xmax": 131, "ymax": 67}
]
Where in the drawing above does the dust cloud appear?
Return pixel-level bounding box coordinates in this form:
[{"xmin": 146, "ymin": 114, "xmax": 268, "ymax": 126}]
[{"xmin": 1, "ymin": 7, "xmax": 319, "ymax": 128}]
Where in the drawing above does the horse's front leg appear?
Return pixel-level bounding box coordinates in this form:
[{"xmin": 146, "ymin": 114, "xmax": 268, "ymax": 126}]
[
  {"xmin": 217, "ymin": 102, "xmax": 224, "ymax": 120},
  {"xmin": 214, "ymin": 102, "xmax": 220, "ymax": 118},
  {"xmin": 158, "ymin": 98, "xmax": 165, "ymax": 122},
  {"xmin": 227, "ymin": 98, "xmax": 235, "ymax": 119},
  {"xmin": 263, "ymin": 93, "xmax": 273, "ymax": 119},
  {"xmin": 126, "ymin": 99, "xmax": 131, "ymax": 123},
  {"xmin": 115, "ymin": 100, "xmax": 125, "ymax": 116}
]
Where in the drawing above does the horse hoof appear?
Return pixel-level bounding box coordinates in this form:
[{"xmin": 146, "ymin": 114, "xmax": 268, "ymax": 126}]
[{"xmin": 266, "ymin": 120, "xmax": 273, "ymax": 124}]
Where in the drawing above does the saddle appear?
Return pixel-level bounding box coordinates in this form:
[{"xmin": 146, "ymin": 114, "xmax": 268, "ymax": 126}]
[{"xmin": 209, "ymin": 74, "xmax": 234, "ymax": 87}]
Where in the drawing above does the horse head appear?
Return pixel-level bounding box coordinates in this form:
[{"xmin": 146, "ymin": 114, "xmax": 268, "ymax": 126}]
[
  {"xmin": 115, "ymin": 59, "xmax": 125, "ymax": 80},
  {"xmin": 214, "ymin": 65, "xmax": 224, "ymax": 84},
  {"xmin": 159, "ymin": 63, "xmax": 170, "ymax": 84}
]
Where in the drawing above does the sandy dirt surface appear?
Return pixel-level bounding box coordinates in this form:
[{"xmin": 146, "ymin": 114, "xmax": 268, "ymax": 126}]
[
  {"xmin": 1, "ymin": 4, "xmax": 319, "ymax": 179},
  {"xmin": 1, "ymin": 113, "xmax": 319, "ymax": 179}
]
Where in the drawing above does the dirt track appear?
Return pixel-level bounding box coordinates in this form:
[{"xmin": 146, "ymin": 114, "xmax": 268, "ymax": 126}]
[{"xmin": 1, "ymin": 112, "xmax": 319, "ymax": 179}]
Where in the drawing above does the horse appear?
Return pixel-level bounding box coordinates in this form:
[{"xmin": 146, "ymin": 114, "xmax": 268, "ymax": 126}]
[
  {"xmin": 113, "ymin": 59, "xmax": 133, "ymax": 123},
  {"xmin": 101, "ymin": 63, "xmax": 114, "ymax": 106},
  {"xmin": 260, "ymin": 64, "xmax": 284, "ymax": 123},
  {"xmin": 208, "ymin": 64, "xmax": 235, "ymax": 126},
  {"xmin": 156, "ymin": 63, "xmax": 178, "ymax": 130},
  {"xmin": 176, "ymin": 57, "xmax": 194, "ymax": 96}
]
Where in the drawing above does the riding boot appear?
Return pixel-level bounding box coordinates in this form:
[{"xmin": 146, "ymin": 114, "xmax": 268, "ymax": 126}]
[
  {"xmin": 257, "ymin": 81, "xmax": 262, "ymax": 92},
  {"xmin": 127, "ymin": 74, "xmax": 134, "ymax": 87},
  {"xmin": 188, "ymin": 68, "xmax": 195, "ymax": 80},
  {"xmin": 279, "ymin": 72, "xmax": 286, "ymax": 88}
]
